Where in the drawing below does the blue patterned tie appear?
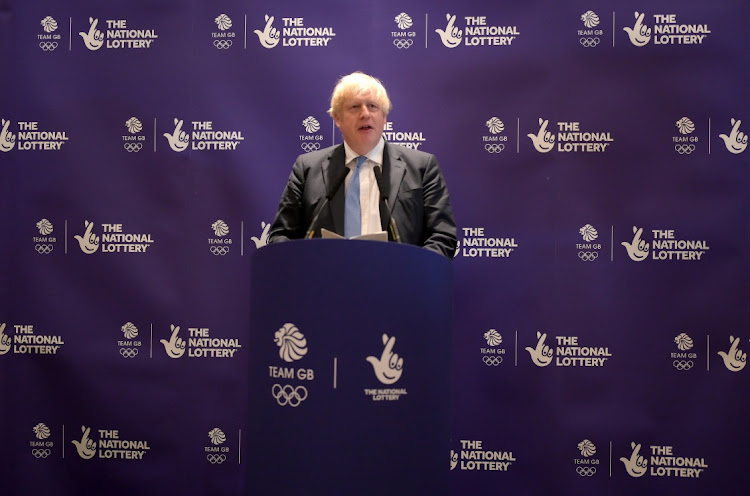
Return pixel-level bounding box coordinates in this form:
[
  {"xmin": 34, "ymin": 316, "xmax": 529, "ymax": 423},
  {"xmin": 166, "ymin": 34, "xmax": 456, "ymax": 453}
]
[{"xmin": 345, "ymin": 156, "xmax": 366, "ymax": 238}]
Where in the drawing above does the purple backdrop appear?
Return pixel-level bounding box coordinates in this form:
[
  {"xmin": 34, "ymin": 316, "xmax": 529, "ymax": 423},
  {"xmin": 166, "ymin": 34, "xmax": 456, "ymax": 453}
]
[{"xmin": 2, "ymin": 0, "xmax": 749, "ymax": 494}]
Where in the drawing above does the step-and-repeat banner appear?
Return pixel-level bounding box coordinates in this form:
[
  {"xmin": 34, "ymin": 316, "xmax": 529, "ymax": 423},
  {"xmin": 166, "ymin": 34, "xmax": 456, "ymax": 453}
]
[{"xmin": 1, "ymin": 0, "xmax": 748, "ymax": 494}]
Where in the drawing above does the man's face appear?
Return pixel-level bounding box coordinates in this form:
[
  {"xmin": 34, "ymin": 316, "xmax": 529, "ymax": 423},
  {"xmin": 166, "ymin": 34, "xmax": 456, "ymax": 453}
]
[{"xmin": 333, "ymin": 91, "xmax": 387, "ymax": 156}]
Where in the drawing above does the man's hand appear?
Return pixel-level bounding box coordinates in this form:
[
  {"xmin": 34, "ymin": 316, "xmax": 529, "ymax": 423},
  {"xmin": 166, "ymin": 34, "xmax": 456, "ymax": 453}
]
[
  {"xmin": 718, "ymin": 336, "xmax": 747, "ymax": 372},
  {"xmin": 366, "ymin": 334, "xmax": 403, "ymax": 384},
  {"xmin": 719, "ymin": 118, "xmax": 748, "ymax": 154}
]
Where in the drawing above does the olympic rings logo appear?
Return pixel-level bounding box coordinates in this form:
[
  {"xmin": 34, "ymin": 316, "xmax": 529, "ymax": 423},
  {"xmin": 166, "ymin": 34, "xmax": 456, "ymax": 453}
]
[
  {"xmin": 673, "ymin": 360, "xmax": 694, "ymax": 370},
  {"xmin": 576, "ymin": 466, "xmax": 596, "ymax": 476},
  {"xmin": 213, "ymin": 40, "xmax": 233, "ymax": 50},
  {"xmin": 578, "ymin": 251, "xmax": 599, "ymax": 262},
  {"xmin": 393, "ymin": 39, "xmax": 413, "ymax": 49},
  {"xmin": 272, "ymin": 384, "xmax": 308, "ymax": 407},
  {"xmin": 483, "ymin": 355, "xmax": 503, "ymax": 366},
  {"xmin": 484, "ymin": 144, "xmax": 505, "ymax": 154},
  {"xmin": 579, "ymin": 37, "xmax": 600, "ymax": 48},
  {"xmin": 207, "ymin": 454, "xmax": 227, "ymax": 464},
  {"xmin": 300, "ymin": 142, "xmax": 321, "ymax": 153},
  {"xmin": 675, "ymin": 144, "xmax": 696, "ymax": 155},
  {"xmin": 120, "ymin": 348, "xmax": 139, "ymax": 358},
  {"xmin": 124, "ymin": 143, "xmax": 143, "ymax": 153},
  {"xmin": 39, "ymin": 42, "xmax": 58, "ymax": 51},
  {"xmin": 210, "ymin": 246, "xmax": 230, "ymax": 256},
  {"xmin": 31, "ymin": 449, "xmax": 51, "ymax": 458},
  {"xmin": 35, "ymin": 244, "xmax": 54, "ymax": 254}
]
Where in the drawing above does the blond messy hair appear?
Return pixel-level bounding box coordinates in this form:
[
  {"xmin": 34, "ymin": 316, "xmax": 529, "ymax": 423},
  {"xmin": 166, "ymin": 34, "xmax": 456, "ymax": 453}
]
[{"xmin": 327, "ymin": 72, "xmax": 392, "ymax": 119}]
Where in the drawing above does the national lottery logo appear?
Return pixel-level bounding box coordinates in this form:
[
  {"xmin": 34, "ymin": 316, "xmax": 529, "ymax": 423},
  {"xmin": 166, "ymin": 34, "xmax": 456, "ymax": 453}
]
[
  {"xmin": 0, "ymin": 119, "xmax": 16, "ymax": 152},
  {"xmin": 620, "ymin": 442, "xmax": 648, "ymax": 477},
  {"xmin": 391, "ymin": 13, "xmax": 416, "ymax": 49},
  {"xmin": 623, "ymin": 12, "xmax": 651, "ymax": 47},
  {"xmin": 72, "ymin": 425, "xmax": 151, "ymax": 460},
  {"xmin": 526, "ymin": 332, "xmax": 612, "ymax": 367},
  {"xmin": 73, "ymin": 220, "xmax": 155, "ymax": 255},
  {"xmin": 300, "ymin": 116, "xmax": 323, "ymax": 153},
  {"xmin": 451, "ymin": 440, "xmax": 516, "ymax": 471},
  {"xmin": 163, "ymin": 118, "xmax": 190, "ymax": 152},
  {"xmin": 79, "ymin": 17, "xmax": 158, "ymax": 51},
  {"xmin": 0, "ymin": 118, "xmax": 69, "ymax": 152},
  {"xmin": 718, "ymin": 118, "xmax": 747, "ymax": 154},
  {"xmin": 212, "ymin": 14, "xmax": 235, "ymax": 50},
  {"xmin": 621, "ymin": 226, "xmax": 709, "ymax": 262},
  {"xmin": 251, "ymin": 221, "xmax": 271, "ymax": 249},
  {"xmin": 528, "ymin": 118, "xmax": 613, "ymax": 153},
  {"xmin": 164, "ymin": 117, "xmax": 244, "ymax": 151},
  {"xmin": 254, "ymin": 14, "xmax": 336, "ymax": 48},
  {"xmin": 578, "ymin": 11, "xmax": 602, "ymax": 48},
  {"xmin": 624, "ymin": 12, "xmax": 711, "ymax": 47},
  {"xmin": 160, "ymin": 324, "xmax": 242, "ymax": 359},
  {"xmin": 161, "ymin": 324, "xmax": 186, "ymax": 358},
  {"xmin": 0, "ymin": 323, "xmax": 65, "ymax": 356},
  {"xmin": 38, "ymin": 16, "xmax": 62, "ymax": 51},
  {"xmin": 620, "ymin": 442, "xmax": 708, "ymax": 478},
  {"xmin": 435, "ymin": 13, "xmax": 520, "ymax": 48},
  {"xmin": 383, "ymin": 121, "xmax": 426, "ymax": 150},
  {"xmin": 366, "ymin": 334, "xmax": 404, "ymax": 385},
  {"xmin": 717, "ymin": 335, "xmax": 746, "ymax": 372}
]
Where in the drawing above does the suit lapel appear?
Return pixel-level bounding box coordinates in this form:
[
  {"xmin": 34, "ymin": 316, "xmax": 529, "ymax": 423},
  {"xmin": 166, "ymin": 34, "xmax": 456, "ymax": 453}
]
[
  {"xmin": 384, "ymin": 142, "xmax": 406, "ymax": 212},
  {"xmin": 324, "ymin": 145, "xmax": 347, "ymax": 235}
]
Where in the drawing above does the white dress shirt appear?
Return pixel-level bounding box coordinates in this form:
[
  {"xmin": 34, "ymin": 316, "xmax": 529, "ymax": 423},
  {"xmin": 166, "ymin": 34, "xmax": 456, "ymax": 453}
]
[{"xmin": 343, "ymin": 138, "xmax": 385, "ymax": 236}]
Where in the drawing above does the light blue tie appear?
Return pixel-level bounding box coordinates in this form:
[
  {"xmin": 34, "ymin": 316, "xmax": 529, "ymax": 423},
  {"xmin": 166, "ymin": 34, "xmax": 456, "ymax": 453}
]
[{"xmin": 345, "ymin": 156, "xmax": 366, "ymax": 238}]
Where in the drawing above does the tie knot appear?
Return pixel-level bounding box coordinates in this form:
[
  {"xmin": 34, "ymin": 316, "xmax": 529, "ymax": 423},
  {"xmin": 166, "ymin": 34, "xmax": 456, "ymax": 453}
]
[{"xmin": 355, "ymin": 156, "xmax": 367, "ymax": 168}]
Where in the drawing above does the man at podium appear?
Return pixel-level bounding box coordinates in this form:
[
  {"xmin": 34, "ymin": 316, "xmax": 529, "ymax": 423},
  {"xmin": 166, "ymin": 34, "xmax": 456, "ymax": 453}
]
[{"xmin": 268, "ymin": 71, "xmax": 457, "ymax": 259}]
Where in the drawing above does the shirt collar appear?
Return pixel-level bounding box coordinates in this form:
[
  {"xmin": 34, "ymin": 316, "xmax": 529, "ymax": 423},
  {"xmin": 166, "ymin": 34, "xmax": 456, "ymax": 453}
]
[{"xmin": 343, "ymin": 137, "xmax": 385, "ymax": 166}]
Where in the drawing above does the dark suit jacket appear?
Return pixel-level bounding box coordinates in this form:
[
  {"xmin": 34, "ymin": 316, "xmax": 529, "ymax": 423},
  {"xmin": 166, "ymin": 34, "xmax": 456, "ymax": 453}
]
[{"xmin": 268, "ymin": 142, "xmax": 457, "ymax": 258}]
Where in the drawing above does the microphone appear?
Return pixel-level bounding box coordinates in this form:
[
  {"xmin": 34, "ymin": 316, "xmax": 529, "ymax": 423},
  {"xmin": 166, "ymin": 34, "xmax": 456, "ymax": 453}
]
[
  {"xmin": 373, "ymin": 165, "xmax": 401, "ymax": 243},
  {"xmin": 305, "ymin": 167, "xmax": 350, "ymax": 238}
]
